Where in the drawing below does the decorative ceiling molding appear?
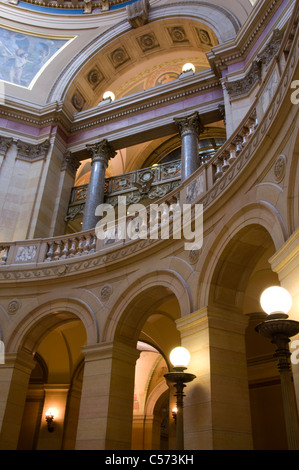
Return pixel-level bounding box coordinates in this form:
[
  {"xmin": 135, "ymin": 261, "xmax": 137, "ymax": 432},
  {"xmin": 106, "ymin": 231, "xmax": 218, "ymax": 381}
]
[
  {"xmin": 207, "ymin": 0, "xmax": 284, "ymax": 76},
  {"xmin": 224, "ymin": 29, "xmax": 283, "ymax": 99}
]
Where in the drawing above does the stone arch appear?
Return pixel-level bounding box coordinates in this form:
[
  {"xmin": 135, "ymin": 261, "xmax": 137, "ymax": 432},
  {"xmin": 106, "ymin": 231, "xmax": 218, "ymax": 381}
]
[
  {"xmin": 102, "ymin": 270, "xmax": 192, "ymax": 346},
  {"xmin": 197, "ymin": 201, "xmax": 287, "ymax": 310},
  {"xmin": 47, "ymin": 2, "xmax": 240, "ymax": 104},
  {"xmin": 6, "ymin": 297, "xmax": 99, "ymax": 355}
]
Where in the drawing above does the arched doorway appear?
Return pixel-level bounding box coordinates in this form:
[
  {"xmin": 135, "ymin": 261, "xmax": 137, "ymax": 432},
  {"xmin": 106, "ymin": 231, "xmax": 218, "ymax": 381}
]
[{"xmin": 207, "ymin": 222, "xmax": 288, "ymax": 449}]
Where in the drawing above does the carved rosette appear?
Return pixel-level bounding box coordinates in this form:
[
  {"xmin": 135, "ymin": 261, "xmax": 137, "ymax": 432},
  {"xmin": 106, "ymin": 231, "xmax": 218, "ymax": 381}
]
[
  {"xmin": 7, "ymin": 298, "xmax": 21, "ymax": 315},
  {"xmin": 274, "ymin": 154, "xmax": 286, "ymax": 183},
  {"xmin": 100, "ymin": 284, "xmax": 113, "ymax": 301}
]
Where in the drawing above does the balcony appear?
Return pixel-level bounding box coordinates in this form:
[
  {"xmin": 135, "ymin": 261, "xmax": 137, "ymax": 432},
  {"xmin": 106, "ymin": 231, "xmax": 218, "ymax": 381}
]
[{"xmin": 65, "ymin": 150, "xmax": 220, "ymax": 232}]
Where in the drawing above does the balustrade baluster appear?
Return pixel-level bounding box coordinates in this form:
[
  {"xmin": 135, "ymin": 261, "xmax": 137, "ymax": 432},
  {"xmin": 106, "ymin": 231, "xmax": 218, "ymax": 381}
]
[
  {"xmin": 214, "ymin": 158, "xmax": 224, "ymax": 180},
  {"xmin": 77, "ymin": 236, "xmax": 85, "ymax": 255},
  {"xmin": 228, "ymin": 144, "xmax": 237, "ymax": 165},
  {"xmin": 61, "ymin": 239, "xmax": 69, "ymax": 259},
  {"xmin": 0, "ymin": 246, "xmax": 8, "ymax": 265},
  {"xmin": 45, "ymin": 242, "xmax": 55, "ymax": 261},
  {"xmin": 90, "ymin": 234, "xmax": 97, "ymax": 252},
  {"xmin": 83, "ymin": 234, "xmax": 91, "ymax": 254},
  {"xmin": 222, "ymin": 152, "xmax": 230, "ymax": 172},
  {"xmin": 53, "ymin": 241, "xmax": 62, "ymax": 260},
  {"xmin": 69, "ymin": 237, "xmax": 77, "ymax": 257}
]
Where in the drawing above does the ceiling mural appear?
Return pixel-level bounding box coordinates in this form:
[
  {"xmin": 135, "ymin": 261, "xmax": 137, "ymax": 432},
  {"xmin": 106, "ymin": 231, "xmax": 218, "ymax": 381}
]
[{"xmin": 0, "ymin": 27, "xmax": 73, "ymax": 88}]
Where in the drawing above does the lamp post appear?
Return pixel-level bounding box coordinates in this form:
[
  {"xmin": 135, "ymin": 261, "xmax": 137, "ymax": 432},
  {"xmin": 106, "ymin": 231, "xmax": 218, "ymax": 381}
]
[
  {"xmin": 164, "ymin": 347, "xmax": 196, "ymax": 450},
  {"xmin": 255, "ymin": 286, "xmax": 299, "ymax": 450}
]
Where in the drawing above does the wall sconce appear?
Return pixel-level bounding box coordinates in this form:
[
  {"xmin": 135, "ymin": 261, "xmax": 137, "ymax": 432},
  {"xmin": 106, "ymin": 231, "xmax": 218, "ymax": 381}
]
[{"xmin": 45, "ymin": 409, "xmax": 55, "ymax": 432}]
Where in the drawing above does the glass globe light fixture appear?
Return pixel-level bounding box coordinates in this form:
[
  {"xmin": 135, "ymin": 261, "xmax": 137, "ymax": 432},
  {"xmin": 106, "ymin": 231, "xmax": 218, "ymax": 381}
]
[
  {"xmin": 260, "ymin": 286, "xmax": 292, "ymax": 315},
  {"xmin": 182, "ymin": 63, "xmax": 195, "ymax": 74},
  {"xmin": 170, "ymin": 346, "xmax": 191, "ymax": 370},
  {"xmin": 103, "ymin": 91, "xmax": 115, "ymax": 101}
]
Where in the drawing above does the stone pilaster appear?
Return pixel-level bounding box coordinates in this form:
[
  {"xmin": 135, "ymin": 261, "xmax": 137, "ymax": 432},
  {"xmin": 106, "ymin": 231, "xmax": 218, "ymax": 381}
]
[
  {"xmin": 76, "ymin": 341, "xmax": 139, "ymax": 450},
  {"xmin": 0, "ymin": 136, "xmax": 13, "ymax": 168},
  {"xmin": 174, "ymin": 112, "xmax": 204, "ymax": 181},
  {"xmin": 175, "ymin": 307, "xmax": 253, "ymax": 450},
  {"xmin": 81, "ymin": 139, "xmax": 116, "ymax": 232},
  {"xmin": 0, "ymin": 351, "xmax": 36, "ymax": 450}
]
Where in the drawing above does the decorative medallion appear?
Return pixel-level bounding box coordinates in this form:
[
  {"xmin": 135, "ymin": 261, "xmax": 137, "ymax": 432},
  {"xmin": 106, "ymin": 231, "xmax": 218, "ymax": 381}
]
[
  {"xmin": 197, "ymin": 28, "xmax": 212, "ymax": 46},
  {"xmin": 188, "ymin": 247, "xmax": 201, "ymax": 264},
  {"xmin": 274, "ymin": 154, "xmax": 286, "ymax": 183},
  {"xmin": 167, "ymin": 26, "xmax": 189, "ymax": 44},
  {"xmin": 100, "ymin": 284, "xmax": 113, "ymax": 301},
  {"xmin": 71, "ymin": 90, "xmax": 86, "ymax": 111},
  {"xmin": 137, "ymin": 33, "xmax": 160, "ymax": 52},
  {"xmin": 7, "ymin": 298, "xmax": 21, "ymax": 315},
  {"xmin": 87, "ymin": 67, "xmax": 104, "ymax": 89},
  {"xmin": 109, "ymin": 47, "xmax": 130, "ymax": 69}
]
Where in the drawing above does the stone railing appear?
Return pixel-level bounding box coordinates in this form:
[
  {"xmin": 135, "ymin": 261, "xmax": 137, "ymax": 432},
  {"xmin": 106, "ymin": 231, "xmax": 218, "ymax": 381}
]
[
  {"xmin": 65, "ymin": 153, "xmax": 217, "ymax": 221},
  {"xmin": 0, "ymin": 6, "xmax": 297, "ymax": 270}
]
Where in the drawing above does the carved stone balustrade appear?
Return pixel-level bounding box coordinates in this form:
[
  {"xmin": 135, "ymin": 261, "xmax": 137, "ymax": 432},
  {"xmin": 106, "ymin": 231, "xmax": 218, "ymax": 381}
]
[{"xmin": 214, "ymin": 111, "xmax": 258, "ymax": 182}]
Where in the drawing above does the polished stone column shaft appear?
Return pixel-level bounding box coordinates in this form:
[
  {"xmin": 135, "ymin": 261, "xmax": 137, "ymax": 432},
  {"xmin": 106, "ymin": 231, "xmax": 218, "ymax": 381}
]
[
  {"xmin": 81, "ymin": 139, "xmax": 116, "ymax": 231},
  {"xmin": 174, "ymin": 112, "xmax": 204, "ymax": 181}
]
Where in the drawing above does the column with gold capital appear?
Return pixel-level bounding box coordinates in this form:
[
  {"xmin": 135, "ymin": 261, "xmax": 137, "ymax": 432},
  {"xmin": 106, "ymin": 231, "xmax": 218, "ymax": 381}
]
[
  {"xmin": 174, "ymin": 112, "xmax": 204, "ymax": 181},
  {"xmin": 81, "ymin": 139, "xmax": 116, "ymax": 231}
]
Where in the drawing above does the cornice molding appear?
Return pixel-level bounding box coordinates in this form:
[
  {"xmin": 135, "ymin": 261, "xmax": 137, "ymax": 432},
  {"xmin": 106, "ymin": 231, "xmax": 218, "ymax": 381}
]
[{"xmin": 207, "ymin": 0, "xmax": 286, "ymax": 76}]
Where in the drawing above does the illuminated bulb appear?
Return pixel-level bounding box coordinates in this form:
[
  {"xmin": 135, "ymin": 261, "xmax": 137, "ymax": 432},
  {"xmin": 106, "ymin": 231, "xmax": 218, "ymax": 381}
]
[
  {"xmin": 182, "ymin": 63, "xmax": 195, "ymax": 74},
  {"xmin": 170, "ymin": 347, "xmax": 190, "ymax": 368},
  {"xmin": 172, "ymin": 406, "xmax": 178, "ymax": 414},
  {"xmin": 45, "ymin": 408, "xmax": 54, "ymax": 418},
  {"xmin": 260, "ymin": 286, "xmax": 292, "ymax": 315},
  {"xmin": 103, "ymin": 91, "xmax": 115, "ymax": 101}
]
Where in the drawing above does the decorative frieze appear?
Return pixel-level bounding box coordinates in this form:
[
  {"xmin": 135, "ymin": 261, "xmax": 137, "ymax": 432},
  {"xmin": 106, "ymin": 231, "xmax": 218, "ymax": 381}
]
[
  {"xmin": 16, "ymin": 139, "xmax": 50, "ymax": 162},
  {"xmin": 225, "ymin": 61, "xmax": 262, "ymax": 99},
  {"xmin": 257, "ymin": 29, "xmax": 283, "ymax": 67},
  {"xmin": 15, "ymin": 245, "xmax": 37, "ymax": 262},
  {"xmin": 225, "ymin": 29, "xmax": 282, "ymax": 100}
]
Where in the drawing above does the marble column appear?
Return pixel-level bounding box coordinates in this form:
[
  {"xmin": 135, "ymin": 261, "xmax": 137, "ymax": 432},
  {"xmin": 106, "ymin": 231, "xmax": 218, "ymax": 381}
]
[
  {"xmin": 81, "ymin": 139, "xmax": 116, "ymax": 231},
  {"xmin": 174, "ymin": 112, "xmax": 204, "ymax": 181}
]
